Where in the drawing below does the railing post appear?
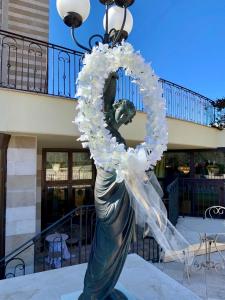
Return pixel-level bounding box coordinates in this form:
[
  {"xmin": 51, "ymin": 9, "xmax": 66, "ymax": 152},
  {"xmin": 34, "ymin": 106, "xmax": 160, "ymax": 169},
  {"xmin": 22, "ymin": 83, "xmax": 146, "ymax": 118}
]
[{"xmin": 167, "ymin": 177, "xmax": 179, "ymax": 226}]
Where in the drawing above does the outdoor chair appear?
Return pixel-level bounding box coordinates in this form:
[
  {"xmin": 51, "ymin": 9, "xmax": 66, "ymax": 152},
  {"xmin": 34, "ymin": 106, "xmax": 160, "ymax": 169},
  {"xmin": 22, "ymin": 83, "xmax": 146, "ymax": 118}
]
[
  {"xmin": 205, "ymin": 205, "xmax": 225, "ymax": 219},
  {"xmin": 204, "ymin": 206, "xmax": 225, "ymax": 242},
  {"xmin": 204, "ymin": 206, "xmax": 225, "ymax": 270}
]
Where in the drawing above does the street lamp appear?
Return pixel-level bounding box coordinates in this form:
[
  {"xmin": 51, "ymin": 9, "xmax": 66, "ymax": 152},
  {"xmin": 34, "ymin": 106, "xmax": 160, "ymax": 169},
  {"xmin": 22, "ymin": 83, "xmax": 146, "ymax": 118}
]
[{"xmin": 56, "ymin": 0, "xmax": 135, "ymax": 52}]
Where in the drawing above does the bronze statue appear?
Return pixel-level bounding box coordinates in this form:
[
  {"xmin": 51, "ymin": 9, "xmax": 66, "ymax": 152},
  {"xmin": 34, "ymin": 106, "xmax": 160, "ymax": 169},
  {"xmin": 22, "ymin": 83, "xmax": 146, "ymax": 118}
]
[{"xmin": 78, "ymin": 73, "xmax": 136, "ymax": 300}]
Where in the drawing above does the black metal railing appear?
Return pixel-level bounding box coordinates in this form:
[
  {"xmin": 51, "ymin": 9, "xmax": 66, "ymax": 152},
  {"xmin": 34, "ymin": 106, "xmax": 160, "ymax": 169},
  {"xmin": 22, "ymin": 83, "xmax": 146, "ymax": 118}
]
[
  {"xmin": 166, "ymin": 177, "xmax": 179, "ymax": 226},
  {"xmin": 0, "ymin": 30, "xmax": 218, "ymax": 126},
  {"xmin": 0, "ymin": 205, "xmax": 159, "ymax": 280},
  {"xmin": 0, "ymin": 29, "xmax": 83, "ymax": 97},
  {"xmin": 161, "ymin": 79, "xmax": 215, "ymax": 126},
  {"xmin": 180, "ymin": 178, "xmax": 225, "ymax": 217}
]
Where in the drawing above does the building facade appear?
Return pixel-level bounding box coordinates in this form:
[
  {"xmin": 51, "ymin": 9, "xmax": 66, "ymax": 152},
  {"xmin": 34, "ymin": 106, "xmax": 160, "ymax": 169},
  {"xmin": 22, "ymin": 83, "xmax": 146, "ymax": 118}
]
[
  {"xmin": 0, "ymin": 0, "xmax": 225, "ymax": 277},
  {"xmin": 0, "ymin": 0, "xmax": 49, "ymax": 267},
  {"xmin": 1, "ymin": 0, "xmax": 49, "ymax": 40}
]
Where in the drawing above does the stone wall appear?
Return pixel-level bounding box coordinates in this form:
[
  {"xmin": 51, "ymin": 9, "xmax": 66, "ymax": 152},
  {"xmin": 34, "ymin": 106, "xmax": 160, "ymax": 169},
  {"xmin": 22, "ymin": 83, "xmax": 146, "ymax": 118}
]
[
  {"xmin": 36, "ymin": 150, "xmax": 42, "ymax": 234},
  {"xmin": 5, "ymin": 136, "xmax": 37, "ymax": 274},
  {"xmin": 0, "ymin": 0, "xmax": 49, "ymax": 92},
  {"xmin": 1, "ymin": 0, "xmax": 49, "ymax": 41},
  {"xmin": 0, "ymin": 1, "xmax": 2, "ymax": 28}
]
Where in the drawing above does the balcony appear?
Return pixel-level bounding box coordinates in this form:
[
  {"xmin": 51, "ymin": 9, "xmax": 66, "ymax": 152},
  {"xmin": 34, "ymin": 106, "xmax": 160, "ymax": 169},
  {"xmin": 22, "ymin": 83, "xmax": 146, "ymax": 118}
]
[{"xmin": 0, "ymin": 29, "xmax": 223, "ymax": 128}]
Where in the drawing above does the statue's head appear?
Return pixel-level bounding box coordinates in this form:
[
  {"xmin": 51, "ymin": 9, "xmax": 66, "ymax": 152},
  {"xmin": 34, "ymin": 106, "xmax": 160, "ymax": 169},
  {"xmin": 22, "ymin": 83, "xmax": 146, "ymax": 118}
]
[{"xmin": 113, "ymin": 100, "xmax": 136, "ymax": 128}]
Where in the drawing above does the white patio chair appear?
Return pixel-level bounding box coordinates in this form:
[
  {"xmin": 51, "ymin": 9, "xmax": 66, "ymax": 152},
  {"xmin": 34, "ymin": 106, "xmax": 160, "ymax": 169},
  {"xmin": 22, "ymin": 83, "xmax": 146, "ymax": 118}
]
[{"xmin": 204, "ymin": 206, "xmax": 225, "ymax": 271}]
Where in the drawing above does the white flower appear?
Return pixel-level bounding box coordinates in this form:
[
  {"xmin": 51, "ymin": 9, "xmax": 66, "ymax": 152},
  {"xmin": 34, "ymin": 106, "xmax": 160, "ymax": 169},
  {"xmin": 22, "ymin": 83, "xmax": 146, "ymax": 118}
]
[{"xmin": 75, "ymin": 42, "xmax": 168, "ymax": 180}]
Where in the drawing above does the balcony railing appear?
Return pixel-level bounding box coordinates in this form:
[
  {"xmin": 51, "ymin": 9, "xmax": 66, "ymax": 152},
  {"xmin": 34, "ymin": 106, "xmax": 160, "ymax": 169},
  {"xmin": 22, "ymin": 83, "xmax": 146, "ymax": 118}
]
[
  {"xmin": 0, "ymin": 30, "xmax": 217, "ymax": 126},
  {"xmin": 161, "ymin": 79, "xmax": 215, "ymax": 126}
]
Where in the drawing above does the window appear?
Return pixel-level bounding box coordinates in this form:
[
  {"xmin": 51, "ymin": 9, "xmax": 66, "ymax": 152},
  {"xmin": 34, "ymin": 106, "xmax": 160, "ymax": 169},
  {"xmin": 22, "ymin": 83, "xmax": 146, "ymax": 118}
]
[
  {"xmin": 72, "ymin": 152, "xmax": 93, "ymax": 180},
  {"xmin": 46, "ymin": 152, "xmax": 68, "ymax": 181}
]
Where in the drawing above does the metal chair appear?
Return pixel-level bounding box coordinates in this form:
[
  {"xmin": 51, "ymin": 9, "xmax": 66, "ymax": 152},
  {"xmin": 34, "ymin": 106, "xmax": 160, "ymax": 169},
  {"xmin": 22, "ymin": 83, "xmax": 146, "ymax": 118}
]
[
  {"xmin": 205, "ymin": 206, "xmax": 225, "ymax": 220},
  {"xmin": 204, "ymin": 206, "xmax": 225, "ymax": 271}
]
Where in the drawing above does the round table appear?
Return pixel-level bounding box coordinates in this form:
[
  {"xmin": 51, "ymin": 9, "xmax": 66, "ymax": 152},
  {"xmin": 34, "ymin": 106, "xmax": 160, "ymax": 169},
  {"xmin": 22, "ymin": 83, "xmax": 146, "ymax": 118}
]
[{"xmin": 45, "ymin": 233, "xmax": 70, "ymax": 268}]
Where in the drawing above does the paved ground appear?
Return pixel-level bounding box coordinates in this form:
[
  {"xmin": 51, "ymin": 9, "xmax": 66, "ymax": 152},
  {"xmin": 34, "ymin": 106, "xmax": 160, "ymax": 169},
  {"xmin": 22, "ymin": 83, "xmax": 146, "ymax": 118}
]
[
  {"xmin": 155, "ymin": 216, "xmax": 225, "ymax": 300},
  {"xmin": 156, "ymin": 255, "xmax": 225, "ymax": 300}
]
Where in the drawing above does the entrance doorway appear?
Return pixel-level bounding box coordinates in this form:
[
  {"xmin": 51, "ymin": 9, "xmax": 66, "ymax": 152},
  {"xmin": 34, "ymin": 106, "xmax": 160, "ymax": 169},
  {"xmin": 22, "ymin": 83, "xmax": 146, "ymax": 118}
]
[{"xmin": 42, "ymin": 150, "xmax": 95, "ymax": 229}]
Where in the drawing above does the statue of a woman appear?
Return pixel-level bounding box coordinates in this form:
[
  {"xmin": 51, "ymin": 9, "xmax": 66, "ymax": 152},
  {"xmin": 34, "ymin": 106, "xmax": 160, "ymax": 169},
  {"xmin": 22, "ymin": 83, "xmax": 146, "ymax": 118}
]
[{"xmin": 78, "ymin": 73, "xmax": 136, "ymax": 300}]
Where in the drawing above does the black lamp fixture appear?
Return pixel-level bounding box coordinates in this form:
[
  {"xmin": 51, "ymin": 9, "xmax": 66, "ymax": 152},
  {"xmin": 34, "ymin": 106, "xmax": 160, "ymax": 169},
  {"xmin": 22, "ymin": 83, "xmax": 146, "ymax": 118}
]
[{"xmin": 56, "ymin": 0, "xmax": 135, "ymax": 53}]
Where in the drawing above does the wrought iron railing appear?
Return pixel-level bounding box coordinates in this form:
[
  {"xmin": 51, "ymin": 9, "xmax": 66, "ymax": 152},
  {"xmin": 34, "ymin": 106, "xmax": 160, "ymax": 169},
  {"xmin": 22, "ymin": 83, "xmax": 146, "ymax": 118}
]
[
  {"xmin": 0, "ymin": 205, "xmax": 160, "ymax": 280},
  {"xmin": 161, "ymin": 79, "xmax": 215, "ymax": 126},
  {"xmin": 166, "ymin": 177, "xmax": 179, "ymax": 226},
  {"xmin": 0, "ymin": 29, "xmax": 83, "ymax": 98},
  {"xmin": 0, "ymin": 29, "xmax": 217, "ymax": 126},
  {"xmin": 180, "ymin": 178, "xmax": 225, "ymax": 217}
]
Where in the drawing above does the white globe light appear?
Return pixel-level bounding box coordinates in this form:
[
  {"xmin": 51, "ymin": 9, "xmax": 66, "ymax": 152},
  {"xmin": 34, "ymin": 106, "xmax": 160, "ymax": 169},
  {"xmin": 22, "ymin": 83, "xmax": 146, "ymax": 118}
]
[
  {"xmin": 103, "ymin": 6, "xmax": 133, "ymax": 35},
  {"xmin": 56, "ymin": 0, "xmax": 90, "ymax": 23}
]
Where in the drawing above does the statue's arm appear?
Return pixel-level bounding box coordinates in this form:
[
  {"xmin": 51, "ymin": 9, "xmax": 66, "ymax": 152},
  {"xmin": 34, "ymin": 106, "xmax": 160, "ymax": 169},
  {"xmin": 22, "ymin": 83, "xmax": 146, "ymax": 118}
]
[{"xmin": 103, "ymin": 72, "xmax": 118, "ymax": 113}]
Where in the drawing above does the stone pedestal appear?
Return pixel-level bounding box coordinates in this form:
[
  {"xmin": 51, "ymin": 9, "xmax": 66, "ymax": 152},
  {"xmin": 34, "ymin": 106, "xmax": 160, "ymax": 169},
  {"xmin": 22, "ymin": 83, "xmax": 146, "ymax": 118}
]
[{"xmin": 0, "ymin": 254, "xmax": 201, "ymax": 300}]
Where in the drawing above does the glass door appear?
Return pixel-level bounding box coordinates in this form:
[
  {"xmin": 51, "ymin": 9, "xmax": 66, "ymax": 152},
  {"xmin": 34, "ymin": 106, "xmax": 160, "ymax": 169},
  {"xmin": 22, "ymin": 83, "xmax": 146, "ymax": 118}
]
[
  {"xmin": 42, "ymin": 150, "xmax": 95, "ymax": 229},
  {"xmin": 72, "ymin": 185, "xmax": 94, "ymax": 208},
  {"xmin": 45, "ymin": 186, "xmax": 69, "ymax": 225}
]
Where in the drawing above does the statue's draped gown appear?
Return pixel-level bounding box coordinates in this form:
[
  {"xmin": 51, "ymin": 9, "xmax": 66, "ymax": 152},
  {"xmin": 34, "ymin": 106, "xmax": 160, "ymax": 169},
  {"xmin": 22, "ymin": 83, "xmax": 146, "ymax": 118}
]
[
  {"xmin": 79, "ymin": 130, "xmax": 135, "ymax": 300},
  {"xmin": 79, "ymin": 73, "xmax": 135, "ymax": 300}
]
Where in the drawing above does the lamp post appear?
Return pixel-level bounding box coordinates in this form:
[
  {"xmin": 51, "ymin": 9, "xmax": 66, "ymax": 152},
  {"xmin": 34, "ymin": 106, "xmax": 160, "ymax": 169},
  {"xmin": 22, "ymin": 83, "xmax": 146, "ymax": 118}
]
[{"xmin": 56, "ymin": 0, "xmax": 134, "ymax": 52}]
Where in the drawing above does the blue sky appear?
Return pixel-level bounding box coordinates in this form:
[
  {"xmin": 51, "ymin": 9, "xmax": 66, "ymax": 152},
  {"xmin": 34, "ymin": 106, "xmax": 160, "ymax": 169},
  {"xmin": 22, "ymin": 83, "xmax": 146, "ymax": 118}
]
[{"xmin": 49, "ymin": 0, "xmax": 225, "ymax": 100}]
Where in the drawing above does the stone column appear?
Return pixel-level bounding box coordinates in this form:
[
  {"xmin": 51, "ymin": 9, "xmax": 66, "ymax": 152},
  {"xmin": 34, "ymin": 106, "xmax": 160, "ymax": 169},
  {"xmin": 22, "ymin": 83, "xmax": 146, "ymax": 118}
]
[
  {"xmin": 0, "ymin": 133, "xmax": 10, "ymax": 279},
  {"xmin": 5, "ymin": 136, "xmax": 37, "ymax": 275}
]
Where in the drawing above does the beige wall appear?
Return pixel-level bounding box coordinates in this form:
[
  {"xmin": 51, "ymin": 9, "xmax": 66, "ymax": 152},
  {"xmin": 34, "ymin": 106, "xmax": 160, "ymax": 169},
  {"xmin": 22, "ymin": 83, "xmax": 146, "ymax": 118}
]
[
  {"xmin": 0, "ymin": 88, "xmax": 224, "ymax": 150},
  {"xmin": 0, "ymin": 89, "xmax": 79, "ymax": 136},
  {"xmin": 167, "ymin": 118, "xmax": 222, "ymax": 149}
]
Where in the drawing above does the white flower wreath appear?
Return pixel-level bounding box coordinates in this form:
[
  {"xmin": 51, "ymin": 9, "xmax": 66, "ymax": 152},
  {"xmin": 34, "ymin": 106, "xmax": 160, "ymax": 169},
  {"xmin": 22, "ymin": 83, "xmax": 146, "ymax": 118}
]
[{"xmin": 75, "ymin": 42, "xmax": 168, "ymax": 180}]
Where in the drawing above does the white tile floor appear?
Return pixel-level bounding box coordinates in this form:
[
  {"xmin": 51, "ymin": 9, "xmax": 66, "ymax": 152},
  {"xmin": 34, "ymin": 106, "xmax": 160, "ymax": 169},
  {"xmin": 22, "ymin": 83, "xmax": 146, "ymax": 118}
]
[{"xmin": 155, "ymin": 217, "xmax": 225, "ymax": 300}]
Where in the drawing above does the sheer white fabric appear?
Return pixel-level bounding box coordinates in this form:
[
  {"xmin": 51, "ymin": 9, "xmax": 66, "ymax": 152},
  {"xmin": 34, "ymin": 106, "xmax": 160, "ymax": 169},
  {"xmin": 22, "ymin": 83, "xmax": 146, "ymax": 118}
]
[{"xmin": 121, "ymin": 152, "xmax": 193, "ymax": 265}]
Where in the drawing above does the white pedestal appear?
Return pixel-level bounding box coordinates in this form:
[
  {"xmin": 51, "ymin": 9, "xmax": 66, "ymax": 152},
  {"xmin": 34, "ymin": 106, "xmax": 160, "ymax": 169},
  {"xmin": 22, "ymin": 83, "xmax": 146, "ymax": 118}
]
[
  {"xmin": 60, "ymin": 254, "xmax": 201, "ymax": 300},
  {"xmin": 0, "ymin": 254, "xmax": 201, "ymax": 300}
]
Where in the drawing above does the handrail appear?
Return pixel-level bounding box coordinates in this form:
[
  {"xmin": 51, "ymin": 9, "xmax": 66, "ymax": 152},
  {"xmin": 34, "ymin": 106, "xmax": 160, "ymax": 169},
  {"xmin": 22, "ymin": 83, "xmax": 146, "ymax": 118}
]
[
  {"xmin": 0, "ymin": 29, "xmax": 84, "ymax": 55},
  {"xmin": 167, "ymin": 177, "xmax": 179, "ymax": 193},
  {"xmin": 0, "ymin": 204, "xmax": 160, "ymax": 279},
  {"xmin": 166, "ymin": 177, "xmax": 179, "ymax": 226},
  {"xmin": 0, "ymin": 205, "xmax": 94, "ymax": 263},
  {"xmin": 180, "ymin": 178, "xmax": 225, "ymax": 217},
  {"xmin": 160, "ymin": 78, "xmax": 213, "ymax": 104}
]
